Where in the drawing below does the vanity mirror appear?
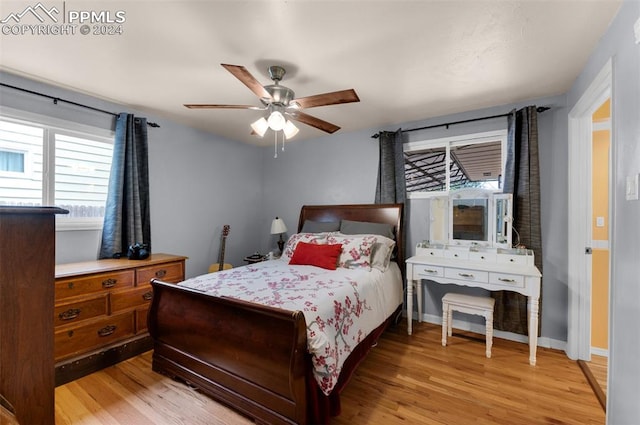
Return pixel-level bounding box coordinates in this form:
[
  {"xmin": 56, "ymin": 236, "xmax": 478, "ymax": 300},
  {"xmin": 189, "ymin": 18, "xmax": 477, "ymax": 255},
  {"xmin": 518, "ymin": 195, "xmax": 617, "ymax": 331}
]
[{"xmin": 428, "ymin": 189, "xmax": 512, "ymax": 248}]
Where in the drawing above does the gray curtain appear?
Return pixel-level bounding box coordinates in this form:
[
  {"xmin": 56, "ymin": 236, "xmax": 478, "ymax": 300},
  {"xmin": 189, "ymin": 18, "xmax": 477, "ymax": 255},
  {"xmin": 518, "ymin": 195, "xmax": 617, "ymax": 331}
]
[
  {"xmin": 375, "ymin": 129, "xmax": 406, "ymax": 204},
  {"xmin": 493, "ymin": 106, "xmax": 543, "ymax": 335},
  {"xmin": 99, "ymin": 113, "xmax": 151, "ymax": 259}
]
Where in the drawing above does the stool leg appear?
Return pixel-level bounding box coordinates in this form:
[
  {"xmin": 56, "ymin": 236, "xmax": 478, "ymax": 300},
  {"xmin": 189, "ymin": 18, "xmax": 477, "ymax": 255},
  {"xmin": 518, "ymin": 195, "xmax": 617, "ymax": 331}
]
[
  {"xmin": 416, "ymin": 280, "xmax": 423, "ymax": 323},
  {"xmin": 442, "ymin": 302, "xmax": 448, "ymax": 346},
  {"xmin": 486, "ymin": 312, "xmax": 493, "ymax": 358},
  {"xmin": 447, "ymin": 308, "xmax": 453, "ymax": 337}
]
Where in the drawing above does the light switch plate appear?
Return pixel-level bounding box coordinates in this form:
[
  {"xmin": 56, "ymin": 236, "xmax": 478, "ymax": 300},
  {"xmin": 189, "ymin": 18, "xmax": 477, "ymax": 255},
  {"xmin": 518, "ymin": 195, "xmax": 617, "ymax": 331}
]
[
  {"xmin": 635, "ymin": 16, "xmax": 640, "ymax": 44},
  {"xmin": 596, "ymin": 216, "xmax": 605, "ymax": 227},
  {"xmin": 626, "ymin": 174, "xmax": 639, "ymax": 201}
]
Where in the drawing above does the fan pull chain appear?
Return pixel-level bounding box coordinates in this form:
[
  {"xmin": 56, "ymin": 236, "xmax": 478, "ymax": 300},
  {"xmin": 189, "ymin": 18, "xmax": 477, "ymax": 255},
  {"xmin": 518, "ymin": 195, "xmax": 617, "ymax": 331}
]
[{"xmin": 274, "ymin": 131, "xmax": 278, "ymax": 158}]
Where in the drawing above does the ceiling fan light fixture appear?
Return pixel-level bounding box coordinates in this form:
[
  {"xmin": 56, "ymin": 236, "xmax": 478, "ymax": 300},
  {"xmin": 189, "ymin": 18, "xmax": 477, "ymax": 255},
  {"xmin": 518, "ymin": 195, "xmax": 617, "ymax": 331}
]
[
  {"xmin": 251, "ymin": 117, "xmax": 269, "ymax": 137},
  {"xmin": 283, "ymin": 120, "xmax": 299, "ymax": 139},
  {"xmin": 267, "ymin": 111, "xmax": 286, "ymax": 131}
]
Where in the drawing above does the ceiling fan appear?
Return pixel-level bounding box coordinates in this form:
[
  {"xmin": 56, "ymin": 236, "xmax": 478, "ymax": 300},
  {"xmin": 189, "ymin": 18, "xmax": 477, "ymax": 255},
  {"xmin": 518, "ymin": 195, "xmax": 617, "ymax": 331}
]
[{"xmin": 184, "ymin": 64, "xmax": 360, "ymax": 136}]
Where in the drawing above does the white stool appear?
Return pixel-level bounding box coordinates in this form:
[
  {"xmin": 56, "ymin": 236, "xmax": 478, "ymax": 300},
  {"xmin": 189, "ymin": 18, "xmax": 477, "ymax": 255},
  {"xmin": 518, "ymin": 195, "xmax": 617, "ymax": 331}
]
[{"xmin": 442, "ymin": 293, "xmax": 495, "ymax": 358}]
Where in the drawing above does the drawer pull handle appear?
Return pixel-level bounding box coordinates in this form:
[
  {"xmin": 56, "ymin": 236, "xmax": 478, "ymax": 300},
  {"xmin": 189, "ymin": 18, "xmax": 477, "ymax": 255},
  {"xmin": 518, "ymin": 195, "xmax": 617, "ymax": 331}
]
[
  {"xmin": 509, "ymin": 259, "xmax": 515, "ymax": 262},
  {"xmin": 68, "ymin": 282, "xmax": 75, "ymax": 289},
  {"xmin": 98, "ymin": 325, "xmax": 116, "ymax": 337},
  {"xmin": 59, "ymin": 308, "xmax": 81, "ymax": 321},
  {"xmin": 480, "ymin": 256, "xmax": 485, "ymax": 260},
  {"xmin": 155, "ymin": 269, "xmax": 167, "ymax": 278},
  {"xmin": 67, "ymin": 330, "xmax": 74, "ymax": 337},
  {"xmin": 102, "ymin": 278, "xmax": 117, "ymax": 288},
  {"xmin": 429, "ymin": 252, "xmax": 435, "ymax": 256},
  {"xmin": 498, "ymin": 278, "xmax": 517, "ymax": 283},
  {"xmin": 142, "ymin": 291, "xmax": 153, "ymax": 301},
  {"xmin": 458, "ymin": 273, "xmax": 474, "ymax": 278}
]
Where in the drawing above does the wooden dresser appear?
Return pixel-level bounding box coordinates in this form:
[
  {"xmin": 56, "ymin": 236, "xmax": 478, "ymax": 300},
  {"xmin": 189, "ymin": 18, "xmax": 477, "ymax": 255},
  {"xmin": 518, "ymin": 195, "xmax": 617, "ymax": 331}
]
[
  {"xmin": 0, "ymin": 206, "xmax": 67, "ymax": 425},
  {"xmin": 54, "ymin": 253, "xmax": 187, "ymax": 385}
]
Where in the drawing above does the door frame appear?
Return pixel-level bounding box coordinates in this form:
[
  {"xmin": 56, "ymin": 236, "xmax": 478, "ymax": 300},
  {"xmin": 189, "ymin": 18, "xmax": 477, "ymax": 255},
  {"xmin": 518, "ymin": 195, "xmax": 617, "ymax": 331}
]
[{"xmin": 567, "ymin": 59, "xmax": 612, "ymax": 361}]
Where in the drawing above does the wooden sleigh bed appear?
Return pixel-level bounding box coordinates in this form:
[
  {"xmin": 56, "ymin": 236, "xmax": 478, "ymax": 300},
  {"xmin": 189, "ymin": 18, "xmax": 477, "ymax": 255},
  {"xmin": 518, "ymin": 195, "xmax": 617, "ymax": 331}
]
[{"xmin": 148, "ymin": 203, "xmax": 404, "ymax": 424}]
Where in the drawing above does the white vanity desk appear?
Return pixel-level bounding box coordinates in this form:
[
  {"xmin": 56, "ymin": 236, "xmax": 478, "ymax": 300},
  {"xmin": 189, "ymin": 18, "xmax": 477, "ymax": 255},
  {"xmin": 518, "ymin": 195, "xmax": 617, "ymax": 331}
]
[{"xmin": 406, "ymin": 245, "xmax": 541, "ymax": 365}]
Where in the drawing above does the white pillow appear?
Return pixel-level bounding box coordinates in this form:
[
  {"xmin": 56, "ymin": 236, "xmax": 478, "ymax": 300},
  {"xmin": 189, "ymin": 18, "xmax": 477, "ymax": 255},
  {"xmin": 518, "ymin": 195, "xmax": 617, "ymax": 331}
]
[{"xmin": 326, "ymin": 232, "xmax": 395, "ymax": 271}]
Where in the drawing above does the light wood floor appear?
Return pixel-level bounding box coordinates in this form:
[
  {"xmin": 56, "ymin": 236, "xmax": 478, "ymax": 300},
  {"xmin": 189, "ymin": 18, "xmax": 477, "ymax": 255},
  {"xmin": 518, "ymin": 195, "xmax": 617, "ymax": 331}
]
[
  {"xmin": 579, "ymin": 354, "xmax": 608, "ymax": 411},
  {"xmin": 588, "ymin": 355, "xmax": 608, "ymax": 396},
  {"xmin": 55, "ymin": 322, "xmax": 605, "ymax": 425}
]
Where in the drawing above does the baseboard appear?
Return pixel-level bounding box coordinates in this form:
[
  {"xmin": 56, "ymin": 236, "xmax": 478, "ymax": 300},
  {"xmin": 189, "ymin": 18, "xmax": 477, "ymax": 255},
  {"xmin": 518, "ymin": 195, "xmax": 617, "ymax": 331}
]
[
  {"xmin": 417, "ymin": 313, "xmax": 567, "ymax": 351},
  {"xmin": 590, "ymin": 347, "xmax": 609, "ymax": 357}
]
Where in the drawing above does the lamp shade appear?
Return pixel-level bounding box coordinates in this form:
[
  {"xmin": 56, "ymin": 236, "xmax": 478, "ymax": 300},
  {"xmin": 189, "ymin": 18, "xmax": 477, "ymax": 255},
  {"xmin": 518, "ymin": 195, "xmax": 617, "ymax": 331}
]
[
  {"xmin": 267, "ymin": 111, "xmax": 286, "ymax": 131},
  {"xmin": 283, "ymin": 120, "xmax": 299, "ymax": 139},
  {"xmin": 270, "ymin": 217, "xmax": 287, "ymax": 234},
  {"xmin": 251, "ymin": 117, "xmax": 269, "ymax": 137}
]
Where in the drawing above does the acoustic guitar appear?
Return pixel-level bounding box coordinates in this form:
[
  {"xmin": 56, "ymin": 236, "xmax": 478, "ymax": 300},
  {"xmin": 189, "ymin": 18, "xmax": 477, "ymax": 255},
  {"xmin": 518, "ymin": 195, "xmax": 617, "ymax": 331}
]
[{"xmin": 208, "ymin": 225, "xmax": 233, "ymax": 273}]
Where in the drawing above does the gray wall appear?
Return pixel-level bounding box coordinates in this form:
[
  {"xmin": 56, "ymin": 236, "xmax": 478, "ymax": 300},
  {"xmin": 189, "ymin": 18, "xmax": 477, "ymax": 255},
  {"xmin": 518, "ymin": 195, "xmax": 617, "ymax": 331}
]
[
  {"xmin": 0, "ymin": 71, "xmax": 264, "ymax": 278},
  {"xmin": 566, "ymin": 1, "xmax": 640, "ymax": 422}
]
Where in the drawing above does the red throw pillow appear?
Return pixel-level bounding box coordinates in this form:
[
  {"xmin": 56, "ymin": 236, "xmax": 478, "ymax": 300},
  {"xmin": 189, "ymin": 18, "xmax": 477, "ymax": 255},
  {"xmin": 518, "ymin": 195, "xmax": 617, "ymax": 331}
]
[{"xmin": 289, "ymin": 242, "xmax": 343, "ymax": 270}]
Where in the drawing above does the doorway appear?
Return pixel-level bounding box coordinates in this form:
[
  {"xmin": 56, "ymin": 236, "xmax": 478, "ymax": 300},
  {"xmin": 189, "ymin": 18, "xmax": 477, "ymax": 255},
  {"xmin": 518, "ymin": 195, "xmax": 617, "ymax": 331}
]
[{"xmin": 567, "ymin": 60, "xmax": 612, "ymax": 412}]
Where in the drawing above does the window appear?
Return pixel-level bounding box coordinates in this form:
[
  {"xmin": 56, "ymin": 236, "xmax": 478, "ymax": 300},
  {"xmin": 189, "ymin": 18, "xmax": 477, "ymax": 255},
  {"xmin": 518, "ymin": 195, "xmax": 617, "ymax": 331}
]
[
  {"xmin": 0, "ymin": 113, "xmax": 114, "ymax": 230},
  {"xmin": 0, "ymin": 150, "xmax": 26, "ymax": 173},
  {"xmin": 404, "ymin": 130, "xmax": 507, "ymax": 198}
]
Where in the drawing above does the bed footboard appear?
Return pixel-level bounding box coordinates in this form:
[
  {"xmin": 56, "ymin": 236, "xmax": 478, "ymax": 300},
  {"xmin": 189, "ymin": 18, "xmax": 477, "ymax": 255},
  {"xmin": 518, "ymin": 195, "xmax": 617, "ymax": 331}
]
[{"xmin": 148, "ymin": 279, "xmax": 308, "ymax": 425}]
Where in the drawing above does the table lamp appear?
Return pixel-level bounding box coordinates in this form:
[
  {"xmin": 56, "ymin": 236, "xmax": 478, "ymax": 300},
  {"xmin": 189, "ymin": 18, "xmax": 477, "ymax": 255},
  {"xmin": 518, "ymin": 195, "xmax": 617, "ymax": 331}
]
[{"xmin": 270, "ymin": 217, "xmax": 287, "ymax": 254}]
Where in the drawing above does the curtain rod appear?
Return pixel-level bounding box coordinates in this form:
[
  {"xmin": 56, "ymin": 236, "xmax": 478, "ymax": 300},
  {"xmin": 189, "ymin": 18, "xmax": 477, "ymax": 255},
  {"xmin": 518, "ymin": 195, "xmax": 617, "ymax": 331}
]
[
  {"xmin": 371, "ymin": 106, "xmax": 549, "ymax": 138},
  {"xmin": 0, "ymin": 82, "xmax": 160, "ymax": 128}
]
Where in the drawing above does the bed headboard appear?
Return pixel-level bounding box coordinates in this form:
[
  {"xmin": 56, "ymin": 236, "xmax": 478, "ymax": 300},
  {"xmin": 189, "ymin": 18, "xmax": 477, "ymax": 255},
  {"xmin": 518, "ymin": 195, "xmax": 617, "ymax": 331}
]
[{"xmin": 298, "ymin": 203, "xmax": 404, "ymax": 269}]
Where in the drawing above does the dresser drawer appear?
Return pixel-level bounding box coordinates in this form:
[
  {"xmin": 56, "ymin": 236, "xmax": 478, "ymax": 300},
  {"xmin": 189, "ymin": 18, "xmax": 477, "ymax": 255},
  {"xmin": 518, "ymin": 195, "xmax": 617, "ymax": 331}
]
[
  {"xmin": 55, "ymin": 270, "xmax": 135, "ymax": 300},
  {"xmin": 111, "ymin": 286, "xmax": 154, "ymax": 313},
  {"xmin": 136, "ymin": 261, "xmax": 184, "ymax": 285},
  {"xmin": 489, "ymin": 272, "xmax": 525, "ymax": 289},
  {"xmin": 413, "ymin": 264, "xmax": 445, "ymax": 279},
  {"xmin": 54, "ymin": 312, "xmax": 135, "ymax": 361},
  {"xmin": 136, "ymin": 307, "xmax": 149, "ymax": 333},
  {"xmin": 444, "ymin": 267, "xmax": 489, "ymax": 283},
  {"xmin": 54, "ymin": 294, "xmax": 108, "ymax": 327}
]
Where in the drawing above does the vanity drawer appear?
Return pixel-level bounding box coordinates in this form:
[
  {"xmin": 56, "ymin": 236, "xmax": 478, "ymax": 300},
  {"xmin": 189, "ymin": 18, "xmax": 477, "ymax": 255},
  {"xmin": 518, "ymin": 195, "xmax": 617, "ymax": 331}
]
[
  {"xmin": 468, "ymin": 252, "xmax": 497, "ymax": 263},
  {"xmin": 55, "ymin": 270, "xmax": 135, "ymax": 300},
  {"xmin": 136, "ymin": 261, "xmax": 184, "ymax": 285},
  {"xmin": 54, "ymin": 294, "xmax": 108, "ymax": 327},
  {"xmin": 444, "ymin": 250, "xmax": 468, "ymax": 260},
  {"xmin": 489, "ymin": 272, "xmax": 525, "ymax": 288},
  {"xmin": 445, "ymin": 267, "xmax": 489, "ymax": 283},
  {"xmin": 497, "ymin": 254, "xmax": 530, "ymax": 266},
  {"xmin": 416, "ymin": 247, "xmax": 444, "ymax": 258},
  {"xmin": 413, "ymin": 264, "xmax": 445, "ymax": 279}
]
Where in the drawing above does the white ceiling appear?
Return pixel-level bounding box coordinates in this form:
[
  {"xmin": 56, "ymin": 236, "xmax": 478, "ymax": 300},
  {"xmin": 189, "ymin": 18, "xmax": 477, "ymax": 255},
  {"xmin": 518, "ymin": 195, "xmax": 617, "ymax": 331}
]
[{"xmin": 0, "ymin": 0, "xmax": 622, "ymax": 146}]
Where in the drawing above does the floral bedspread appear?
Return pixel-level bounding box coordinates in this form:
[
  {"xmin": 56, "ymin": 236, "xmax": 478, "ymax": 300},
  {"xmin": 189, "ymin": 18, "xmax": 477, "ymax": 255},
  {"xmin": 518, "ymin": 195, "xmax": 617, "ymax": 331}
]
[{"xmin": 178, "ymin": 259, "xmax": 402, "ymax": 395}]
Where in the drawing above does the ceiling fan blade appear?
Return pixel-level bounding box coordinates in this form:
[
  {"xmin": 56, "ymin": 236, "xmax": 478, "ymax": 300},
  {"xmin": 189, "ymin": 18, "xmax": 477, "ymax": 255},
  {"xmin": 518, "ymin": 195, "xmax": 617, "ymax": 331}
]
[
  {"xmin": 221, "ymin": 64, "xmax": 272, "ymax": 100},
  {"xmin": 184, "ymin": 104, "xmax": 261, "ymax": 110},
  {"xmin": 293, "ymin": 89, "xmax": 360, "ymax": 109},
  {"xmin": 288, "ymin": 111, "xmax": 340, "ymax": 134}
]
